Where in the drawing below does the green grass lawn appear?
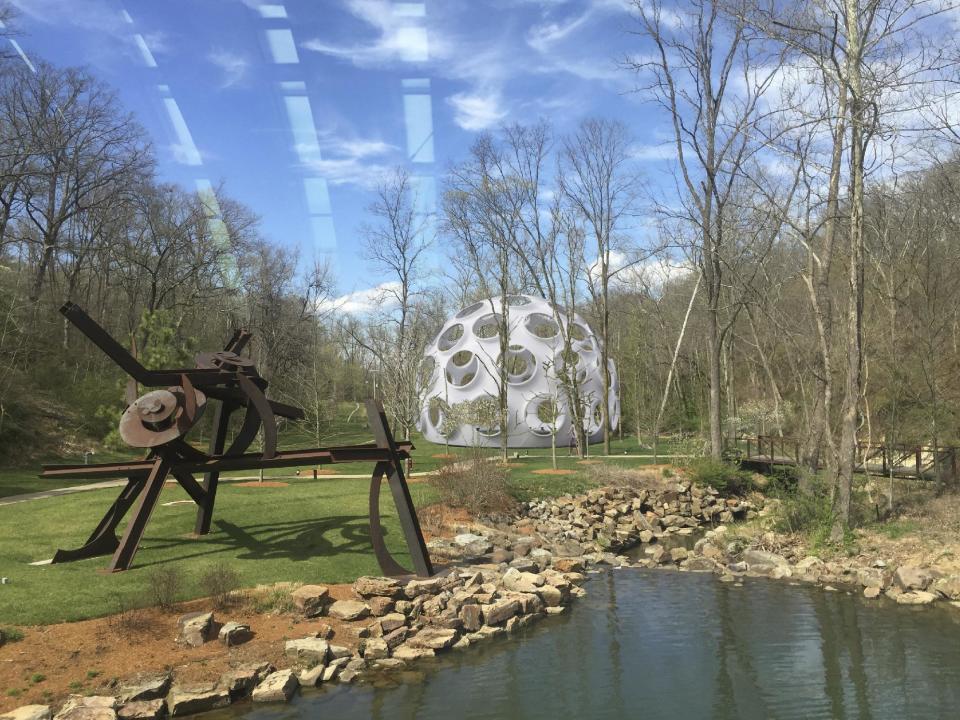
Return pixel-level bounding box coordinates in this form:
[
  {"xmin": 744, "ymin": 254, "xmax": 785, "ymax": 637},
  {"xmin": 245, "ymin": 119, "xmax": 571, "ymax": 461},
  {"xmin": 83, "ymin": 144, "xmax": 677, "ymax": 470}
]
[
  {"xmin": 0, "ymin": 476, "xmax": 437, "ymax": 626},
  {"xmin": 0, "ymin": 402, "xmax": 682, "ymax": 625}
]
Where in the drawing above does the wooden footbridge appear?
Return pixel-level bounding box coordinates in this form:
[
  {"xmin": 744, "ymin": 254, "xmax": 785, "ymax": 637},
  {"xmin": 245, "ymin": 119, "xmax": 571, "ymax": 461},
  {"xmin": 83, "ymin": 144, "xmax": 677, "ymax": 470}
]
[{"xmin": 739, "ymin": 435, "xmax": 959, "ymax": 482}]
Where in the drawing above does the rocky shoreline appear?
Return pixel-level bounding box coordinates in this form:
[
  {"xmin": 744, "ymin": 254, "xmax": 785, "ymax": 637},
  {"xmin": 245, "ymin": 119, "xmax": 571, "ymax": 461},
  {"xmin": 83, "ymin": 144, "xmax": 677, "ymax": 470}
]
[{"xmin": 4, "ymin": 478, "xmax": 957, "ymax": 720}]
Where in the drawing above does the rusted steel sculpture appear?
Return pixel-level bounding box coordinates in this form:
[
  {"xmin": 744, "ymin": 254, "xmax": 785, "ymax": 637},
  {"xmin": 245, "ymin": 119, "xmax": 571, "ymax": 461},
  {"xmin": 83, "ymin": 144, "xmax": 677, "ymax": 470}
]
[{"xmin": 41, "ymin": 302, "xmax": 433, "ymax": 576}]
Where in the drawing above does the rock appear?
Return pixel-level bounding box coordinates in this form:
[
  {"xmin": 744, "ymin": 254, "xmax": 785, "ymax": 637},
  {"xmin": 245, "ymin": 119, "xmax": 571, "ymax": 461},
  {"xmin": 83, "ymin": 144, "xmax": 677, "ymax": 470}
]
[
  {"xmin": 393, "ymin": 645, "xmax": 435, "ymax": 660},
  {"xmin": 459, "ymin": 604, "xmax": 483, "ymax": 632},
  {"xmin": 166, "ymin": 684, "xmax": 230, "ymax": 717},
  {"xmin": 285, "ymin": 637, "xmax": 330, "ymax": 664},
  {"xmin": 218, "ymin": 622, "xmax": 252, "ymax": 647},
  {"xmin": 338, "ymin": 659, "xmax": 367, "ymax": 684},
  {"xmin": 383, "ymin": 627, "xmax": 409, "ymax": 650},
  {"xmin": 863, "ymin": 587, "xmax": 881, "ymax": 599},
  {"xmin": 251, "ymin": 670, "xmax": 298, "ymax": 703},
  {"xmin": 1, "ymin": 707, "xmax": 51, "ymax": 720},
  {"xmin": 743, "ymin": 550, "xmax": 789, "ymax": 568},
  {"xmin": 453, "ymin": 533, "xmax": 492, "ymax": 554},
  {"xmin": 220, "ymin": 662, "xmax": 274, "ymax": 699},
  {"xmin": 291, "ymin": 585, "xmax": 331, "ymax": 617},
  {"xmin": 328, "ymin": 644, "xmax": 353, "ymax": 660},
  {"xmin": 529, "ymin": 548, "xmax": 553, "ymax": 565},
  {"xmin": 491, "ymin": 549, "xmax": 514, "ymax": 564},
  {"xmin": 328, "ymin": 600, "xmax": 370, "ymax": 621},
  {"xmin": 728, "ymin": 561, "xmax": 747, "ymax": 573},
  {"xmin": 545, "ymin": 606, "xmax": 566, "ymax": 616},
  {"xmin": 297, "ymin": 665, "xmax": 326, "ymax": 688},
  {"xmin": 372, "ymin": 658, "xmax": 407, "ymax": 670},
  {"xmin": 313, "ymin": 623, "xmax": 335, "ymax": 640},
  {"xmin": 552, "ymin": 558, "xmax": 584, "ymax": 573},
  {"xmin": 683, "ymin": 556, "xmax": 716, "ymax": 572},
  {"xmin": 353, "ymin": 576, "xmax": 403, "ymax": 598},
  {"xmin": 176, "ymin": 611, "xmax": 213, "ymax": 648},
  {"xmin": 368, "ymin": 596, "xmax": 394, "ymax": 616},
  {"xmin": 931, "ymin": 575, "xmax": 960, "ymax": 600},
  {"xmin": 536, "ymin": 585, "xmax": 563, "ymax": 607},
  {"xmin": 895, "ymin": 590, "xmax": 938, "ymax": 605},
  {"xmin": 482, "ymin": 599, "xmax": 521, "ymax": 626},
  {"xmin": 893, "ymin": 566, "xmax": 933, "ymax": 592},
  {"xmin": 404, "ymin": 577, "xmax": 444, "ymax": 598},
  {"xmin": 501, "ymin": 568, "xmax": 544, "ymax": 593},
  {"xmin": 407, "ymin": 627, "xmax": 458, "ymax": 650},
  {"xmin": 669, "ymin": 547, "xmax": 689, "ymax": 563},
  {"xmin": 361, "ymin": 637, "xmax": 390, "ymax": 660},
  {"xmin": 117, "ymin": 674, "xmax": 171, "ymax": 704},
  {"xmin": 321, "ymin": 657, "xmax": 351, "ymax": 683},
  {"xmin": 378, "ymin": 612, "xmax": 408, "ymax": 634},
  {"xmin": 116, "ymin": 701, "xmax": 164, "ymax": 720},
  {"xmin": 55, "ymin": 697, "xmax": 116, "ymax": 720}
]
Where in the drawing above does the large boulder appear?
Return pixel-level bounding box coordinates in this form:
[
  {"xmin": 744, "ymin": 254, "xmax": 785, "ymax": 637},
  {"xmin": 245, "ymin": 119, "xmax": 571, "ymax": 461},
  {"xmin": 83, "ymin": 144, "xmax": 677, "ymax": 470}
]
[
  {"xmin": 220, "ymin": 662, "xmax": 274, "ymax": 699},
  {"xmin": 742, "ymin": 550, "xmax": 789, "ymax": 569},
  {"xmin": 166, "ymin": 684, "xmax": 230, "ymax": 717},
  {"xmin": 218, "ymin": 622, "xmax": 252, "ymax": 647},
  {"xmin": 404, "ymin": 577, "xmax": 444, "ymax": 598},
  {"xmin": 481, "ymin": 599, "xmax": 520, "ymax": 626},
  {"xmin": 893, "ymin": 566, "xmax": 933, "ymax": 592},
  {"xmin": 284, "ymin": 637, "xmax": 330, "ymax": 664},
  {"xmin": 176, "ymin": 612, "xmax": 213, "ymax": 648},
  {"xmin": 1, "ymin": 707, "xmax": 51, "ymax": 720},
  {"xmin": 116, "ymin": 701, "xmax": 164, "ymax": 720},
  {"xmin": 393, "ymin": 645, "xmax": 435, "ymax": 660},
  {"xmin": 116, "ymin": 674, "xmax": 171, "ymax": 704},
  {"xmin": 501, "ymin": 568, "xmax": 544, "ymax": 594},
  {"xmin": 54, "ymin": 697, "xmax": 116, "ymax": 720},
  {"xmin": 328, "ymin": 600, "xmax": 370, "ymax": 621},
  {"xmin": 290, "ymin": 585, "xmax": 330, "ymax": 617},
  {"xmin": 353, "ymin": 576, "xmax": 403, "ymax": 598},
  {"xmin": 360, "ymin": 637, "xmax": 390, "ymax": 660},
  {"xmin": 406, "ymin": 628, "xmax": 458, "ymax": 650},
  {"xmin": 251, "ymin": 670, "xmax": 298, "ymax": 703},
  {"xmin": 895, "ymin": 590, "xmax": 938, "ymax": 605}
]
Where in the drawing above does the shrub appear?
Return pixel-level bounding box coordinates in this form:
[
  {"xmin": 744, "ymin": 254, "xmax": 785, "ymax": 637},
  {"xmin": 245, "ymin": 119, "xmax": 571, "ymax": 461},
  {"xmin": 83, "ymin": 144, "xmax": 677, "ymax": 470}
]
[
  {"xmin": 684, "ymin": 458, "xmax": 753, "ymax": 495},
  {"xmin": 199, "ymin": 562, "xmax": 241, "ymax": 609},
  {"xmin": 429, "ymin": 449, "xmax": 515, "ymax": 515},
  {"xmin": 145, "ymin": 566, "xmax": 184, "ymax": 611},
  {"xmin": 771, "ymin": 477, "xmax": 834, "ymax": 537},
  {"xmin": 0, "ymin": 627, "xmax": 24, "ymax": 644},
  {"xmin": 585, "ymin": 464, "xmax": 670, "ymax": 492}
]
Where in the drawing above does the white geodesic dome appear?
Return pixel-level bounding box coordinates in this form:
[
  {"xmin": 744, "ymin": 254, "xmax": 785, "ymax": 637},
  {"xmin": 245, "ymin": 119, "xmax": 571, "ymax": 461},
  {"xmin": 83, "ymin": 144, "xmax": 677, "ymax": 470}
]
[{"xmin": 417, "ymin": 294, "xmax": 619, "ymax": 448}]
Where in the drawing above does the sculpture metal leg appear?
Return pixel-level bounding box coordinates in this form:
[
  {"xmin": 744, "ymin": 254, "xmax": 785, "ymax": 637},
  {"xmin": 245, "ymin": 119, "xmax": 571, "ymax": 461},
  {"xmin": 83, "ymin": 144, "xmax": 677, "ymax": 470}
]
[
  {"xmin": 108, "ymin": 455, "xmax": 171, "ymax": 572},
  {"xmin": 365, "ymin": 400, "xmax": 433, "ymax": 577},
  {"xmin": 194, "ymin": 403, "xmax": 231, "ymax": 535},
  {"xmin": 51, "ymin": 476, "xmax": 146, "ymax": 563}
]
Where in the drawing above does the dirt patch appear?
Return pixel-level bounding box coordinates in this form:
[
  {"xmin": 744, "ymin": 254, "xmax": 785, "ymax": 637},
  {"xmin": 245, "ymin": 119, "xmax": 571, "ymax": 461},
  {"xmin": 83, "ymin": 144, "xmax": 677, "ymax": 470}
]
[
  {"xmin": 577, "ymin": 460, "xmax": 604, "ymax": 465},
  {"xmin": 531, "ymin": 469, "xmax": 577, "ymax": 476},
  {"xmin": 234, "ymin": 481, "xmax": 288, "ymax": 488},
  {"xmin": 431, "ymin": 453, "xmax": 457, "ymax": 460},
  {"xmin": 417, "ymin": 503, "xmax": 474, "ymax": 541},
  {"xmin": 0, "ymin": 585, "xmax": 365, "ymax": 713}
]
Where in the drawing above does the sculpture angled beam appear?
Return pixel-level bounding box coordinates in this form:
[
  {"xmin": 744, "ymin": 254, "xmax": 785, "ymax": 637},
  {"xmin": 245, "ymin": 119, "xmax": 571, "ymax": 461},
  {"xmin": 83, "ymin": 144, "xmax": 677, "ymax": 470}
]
[{"xmin": 42, "ymin": 303, "xmax": 434, "ymax": 576}]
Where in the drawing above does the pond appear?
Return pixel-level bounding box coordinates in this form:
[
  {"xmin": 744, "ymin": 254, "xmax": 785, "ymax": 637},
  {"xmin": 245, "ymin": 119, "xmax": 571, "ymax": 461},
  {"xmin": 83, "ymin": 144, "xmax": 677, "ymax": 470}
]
[{"xmin": 232, "ymin": 569, "xmax": 960, "ymax": 720}]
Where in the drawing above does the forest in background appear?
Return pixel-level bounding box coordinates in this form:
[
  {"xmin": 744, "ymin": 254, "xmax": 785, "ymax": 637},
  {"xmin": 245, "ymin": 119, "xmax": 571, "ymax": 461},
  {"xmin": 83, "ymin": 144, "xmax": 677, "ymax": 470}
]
[{"xmin": 3, "ymin": 0, "xmax": 960, "ymax": 539}]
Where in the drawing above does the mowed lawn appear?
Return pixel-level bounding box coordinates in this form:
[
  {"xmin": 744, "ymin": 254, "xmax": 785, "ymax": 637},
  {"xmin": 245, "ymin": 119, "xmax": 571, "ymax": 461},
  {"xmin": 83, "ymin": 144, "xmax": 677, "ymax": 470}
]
[{"xmin": 0, "ymin": 476, "xmax": 438, "ymax": 626}]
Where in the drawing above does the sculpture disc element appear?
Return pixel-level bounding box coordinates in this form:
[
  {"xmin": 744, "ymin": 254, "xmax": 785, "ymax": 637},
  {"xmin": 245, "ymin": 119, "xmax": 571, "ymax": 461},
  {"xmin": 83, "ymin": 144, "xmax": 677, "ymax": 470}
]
[{"xmin": 119, "ymin": 387, "xmax": 207, "ymax": 448}]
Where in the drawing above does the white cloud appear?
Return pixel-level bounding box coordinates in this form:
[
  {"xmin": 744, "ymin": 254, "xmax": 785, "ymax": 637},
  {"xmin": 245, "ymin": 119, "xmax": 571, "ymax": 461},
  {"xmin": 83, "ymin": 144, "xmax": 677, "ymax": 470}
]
[
  {"xmin": 630, "ymin": 142, "xmax": 675, "ymax": 161},
  {"xmin": 319, "ymin": 281, "xmax": 402, "ymax": 314},
  {"xmin": 301, "ymin": 0, "xmax": 439, "ymax": 65},
  {"xmin": 302, "ymin": 132, "xmax": 398, "ymax": 188},
  {"xmin": 447, "ymin": 90, "xmax": 508, "ymax": 131},
  {"xmin": 208, "ymin": 48, "xmax": 250, "ymax": 88}
]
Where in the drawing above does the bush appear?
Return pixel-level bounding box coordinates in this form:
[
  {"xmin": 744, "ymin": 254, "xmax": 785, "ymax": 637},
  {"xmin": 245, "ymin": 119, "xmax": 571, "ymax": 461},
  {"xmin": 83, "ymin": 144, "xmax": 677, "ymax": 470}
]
[
  {"xmin": 0, "ymin": 626, "xmax": 24, "ymax": 644},
  {"xmin": 429, "ymin": 449, "xmax": 515, "ymax": 515},
  {"xmin": 684, "ymin": 458, "xmax": 753, "ymax": 495},
  {"xmin": 199, "ymin": 562, "xmax": 241, "ymax": 608},
  {"xmin": 145, "ymin": 566, "xmax": 184, "ymax": 611},
  {"xmin": 771, "ymin": 477, "xmax": 834, "ymax": 537}
]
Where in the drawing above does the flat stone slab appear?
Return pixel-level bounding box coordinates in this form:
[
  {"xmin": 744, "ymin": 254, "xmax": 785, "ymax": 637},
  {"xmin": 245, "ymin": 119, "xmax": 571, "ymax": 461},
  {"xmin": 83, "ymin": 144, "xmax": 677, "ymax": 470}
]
[
  {"xmin": 0, "ymin": 706, "xmax": 51, "ymax": 720},
  {"xmin": 117, "ymin": 673, "xmax": 171, "ymax": 704},
  {"xmin": 290, "ymin": 585, "xmax": 330, "ymax": 617},
  {"xmin": 220, "ymin": 662, "xmax": 274, "ymax": 699},
  {"xmin": 406, "ymin": 628, "xmax": 458, "ymax": 650},
  {"xmin": 252, "ymin": 670, "xmax": 298, "ymax": 703},
  {"xmin": 353, "ymin": 576, "xmax": 402, "ymax": 598},
  {"xmin": 328, "ymin": 599, "xmax": 370, "ymax": 621},
  {"xmin": 116, "ymin": 700, "xmax": 165, "ymax": 720},
  {"xmin": 284, "ymin": 637, "xmax": 329, "ymax": 664},
  {"xmin": 167, "ymin": 684, "xmax": 230, "ymax": 716}
]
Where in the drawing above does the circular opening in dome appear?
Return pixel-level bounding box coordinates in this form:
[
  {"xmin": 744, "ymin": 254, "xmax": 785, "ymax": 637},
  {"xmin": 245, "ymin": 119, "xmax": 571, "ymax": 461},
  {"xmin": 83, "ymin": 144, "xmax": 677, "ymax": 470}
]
[
  {"xmin": 456, "ymin": 301, "xmax": 486, "ymax": 319},
  {"xmin": 537, "ymin": 399, "xmax": 559, "ymax": 425},
  {"xmin": 525, "ymin": 313, "xmax": 559, "ymax": 339},
  {"xmin": 473, "ymin": 313, "xmax": 501, "ymax": 339},
  {"xmin": 569, "ymin": 323, "xmax": 588, "ymax": 341},
  {"xmin": 507, "ymin": 295, "xmax": 531, "ymax": 306},
  {"xmin": 471, "ymin": 396, "xmax": 501, "ymax": 436},
  {"xmin": 558, "ymin": 349, "xmax": 581, "ymax": 367},
  {"xmin": 452, "ymin": 350, "xmax": 473, "ymax": 367},
  {"xmin": 438, "ymin": 323, "xmax": 464, "ymax": 351},
  {"xmin": 446, "ymin": 370, "xmax": 476, "ymax": 386},
  {"xmin": 502, "ymin": 346, "xmax": 536, "ymax": 384}
]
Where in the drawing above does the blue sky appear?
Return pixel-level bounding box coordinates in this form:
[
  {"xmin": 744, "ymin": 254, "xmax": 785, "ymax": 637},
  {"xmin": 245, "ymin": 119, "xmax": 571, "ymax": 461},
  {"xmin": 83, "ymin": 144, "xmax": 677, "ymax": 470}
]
[{"xmin": 5, "ymin": 0, "xmax": 668, "ymax": 302}]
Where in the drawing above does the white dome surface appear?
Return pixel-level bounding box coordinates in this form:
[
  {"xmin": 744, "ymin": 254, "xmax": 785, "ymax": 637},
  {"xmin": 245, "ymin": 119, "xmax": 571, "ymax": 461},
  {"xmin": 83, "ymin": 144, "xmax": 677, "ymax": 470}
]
[{"xmin": 418, "ymin": 294, "xmax": 619, "ymax": 448}]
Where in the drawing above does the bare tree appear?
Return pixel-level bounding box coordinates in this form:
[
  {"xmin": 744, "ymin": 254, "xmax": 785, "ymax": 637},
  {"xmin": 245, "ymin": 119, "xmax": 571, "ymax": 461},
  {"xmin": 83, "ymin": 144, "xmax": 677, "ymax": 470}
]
[{"xmin": 561, "ymin": 118, "xmax": 638, "ymax": 455}]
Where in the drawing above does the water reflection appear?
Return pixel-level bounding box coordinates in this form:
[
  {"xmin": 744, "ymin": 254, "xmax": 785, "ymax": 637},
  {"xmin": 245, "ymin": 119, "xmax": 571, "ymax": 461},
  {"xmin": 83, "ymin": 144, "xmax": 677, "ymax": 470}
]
[{"xmin": 234, "ymin": 570, "xmax": 960, "ymax": 720}]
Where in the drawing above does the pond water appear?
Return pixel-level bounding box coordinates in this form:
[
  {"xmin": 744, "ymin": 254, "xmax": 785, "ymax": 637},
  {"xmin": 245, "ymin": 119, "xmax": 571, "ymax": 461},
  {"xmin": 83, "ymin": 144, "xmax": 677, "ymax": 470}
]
[{"xmin": 232, "ymin": 569, "xmax": 960, "ymax": 720}]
